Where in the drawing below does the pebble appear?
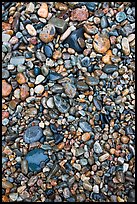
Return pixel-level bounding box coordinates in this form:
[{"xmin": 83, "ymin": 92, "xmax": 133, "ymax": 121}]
[
  {"xmin": 116, "ymin": 11, "xmax": 127, "ymax": 22},
  {"xmin": 10, "ymin": 56, "xmax": 25, "ymax": 66},
  {"xmin": 39, "ymin": 24, "xmax": 56, "ymax": 43},
  {"xmin": 2, "ymin": 181, "xmax": 13, "ymax": 189},
  {"xmin": 81, "ymin": 57, "xmax": 90, "ymax": 67},
  {"xmin": 63, "ymin": 82, "xmax": 76, "ymax": 98},
  {"xmin": 93, "ymin": 34, "xmax": 110, "ymax": 54},
  {"xmin": 47, "ymin": 97, "xmax": 54, "ymax": 109},
  {"xmin": 84, "ymin": 23, "xmax": 98, "ymax": 35},
  {"xmin": 20, "ymin": 84, "xmax": 29, "ymax": 101},
  {"xmin": 21, "ymin": 160, "xmax": 28, "ymax": 175},
  {"xmin": 93, "ymin": 98, "xmax": 102, "ymax": 111},
  {"xmin": 100, "ymin": 16, "xmax": 108, "ymax": 28},
  {"xmin": 28, "ymin": 175, "xmax": 38, "ymax": 187},
  {"xmin": 79, "ymin": 121, "xmax": 92, "ymax": 132},
  {"xmin": 53, "ymin": 95, "xmax": 70, "ymax": 113},
  {"xmin": 83, "ymin": 180, "xmax": 92, "ymax": 191},
  {"xmin": 82, "ymin": 133, "xmax": 91, "ymax": 142},
  {"xmin": 2, "ymin": 33, "xmax": 11, "ymax": 42},
  {"xmin": 48, "ymin": 17, "xmax": 68, "ymax": 34},
  {"xmin": 35, "ymin": 75, "xmax": 45, "ymax": 85},
  {"xmin": 2, "ymin": 80, "xmax": 12, "ymax": 97},
  {"xmin": 77, "ymin": 81, "xmax": 89, "ymax": 91},
  {"xmin": 34, "ymin": 85, "xmax": 44, "ymax": 94},
  {"xmin": 41, "ymin": 65, "xmax": 49, "ymax": 76},
  {"xmin": 102, "ymin": 50, "xmax": 112, "ymax": 64},
  {"xmin": 9, "ymin": 193, "xmax": 18, "ymax": 201},
  {"xmin": 103, "ymin": 64, "xmax": 118, "ymax": 74},
  {"xmin": 93, "ymin": 141, "xmax": 103, "ymax": 154},
  {"xmin": 25, "ymin": 148, "xmax": 49, "ymax": 172},
  {"xmin": 99, "ymin": 153, "xmax": 110, "ymax": 162},
  {"xmin": 93, "ymin": 185, "xmax": 99, "ymax": 193},
  {"xmin": 26, "ymin": 24, "xmax": 37, "ymax": 36},
  {"xmin": 63, "ymin": 188, "xmax": 71, "ymax": 199},
  {"xmin": 122, "ymin": 37, "xmax": 130, "ymax": 55},
  {"xmin": 2, "ymin": 69, "xmax": 10, "ymax": 79},
  {"xmin": 23, "ymin": 126, "xmax": 43, "ymax": 144},
  {"xmin": 16, "ymin": 73, "xmax": 26, "ymax": 84},
  {"xmin": 73, "ymin": 163, "xmax": 81, "ymax": 171},
  {"xmin": 48, "ymin": 72, "xmax": 63, "ymax": 81},
  {"xmin": 44, "ymin": 45, "xmax": 53, "ymax": 58},
  {"xmin": 70, "ymin": 7, "xmax": 89, "ymax": 21},
  {"xmin": 86, "ymin": 76, "xmax": 99, "ymax": 86},
  {"xmin": 26, "ymin": 2, "xmax": 34, "ymax": 13},
  {"xmin": 121, "ymin": 136, "xmax": 129, "ymax": 144},
  {"xmin": 38, "ymin": 3, "xmax": 48, "ymax": 18}
]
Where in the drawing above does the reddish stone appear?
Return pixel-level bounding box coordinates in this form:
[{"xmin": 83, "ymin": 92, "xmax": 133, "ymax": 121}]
[
  {"xmin": 70, "ymin": 7, "xmax": 89, "ymax": 21},
  {"xmin": 2, "ymin": 80, "xmax": 12, "ymax": 97},
  {"xmin": 2, "ymin": 111, "xmax": 9, "ymax": 120},
  {"xmin": 20, "ymin": 84, "xmax": 29, "ymax": 101},
  {"xmin": 2, "ymin": 22, "xmax": 11, "ymax": 30}
]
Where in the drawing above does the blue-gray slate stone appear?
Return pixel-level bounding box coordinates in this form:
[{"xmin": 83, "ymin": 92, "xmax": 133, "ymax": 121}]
[{"xmin": 23, "ymin": 126, "xmax": 43, "ymax": 144}]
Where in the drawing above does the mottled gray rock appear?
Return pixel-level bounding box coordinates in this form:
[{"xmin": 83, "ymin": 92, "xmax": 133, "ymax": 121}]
[
  {"xmin": 54, "ymin": 95, "xmax": 70, "ymax": 113},
  {"xmin": 23, "ymin": 126, "xmax": 43, "ymax": 144}
]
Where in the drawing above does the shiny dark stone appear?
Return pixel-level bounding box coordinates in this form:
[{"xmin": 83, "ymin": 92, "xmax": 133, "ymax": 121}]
[
  {"xmin": 34, "ymin": 66, "xmax": 41, "ymax": 76},
  {"xmin": 54, "ymin": 133, "xmax": 64, "ymax": 144},
  {"xmin": 36, "ymin": 42, "xmax": 43, "ymax": 49},
  {"xmin": 25, "ymin": 52, "xmax": 32, "ymax": 59},
  {"xmin": 100, "ymin": 16, "xmax": 108, "ymax": 28},
  {"xmin": 50, "ymin": 124, "xmax": 58, "ymax": 133},
  {"xmin": 77, "ymin": 81, "xmax": 89, "ymax": 91},
  {"xmin": 23, "ymin": 19, "xmax": 32, "ymax": 26},
  {"xmin": 81, "ymin": 57, "xmax": 90, "ymax": 67},
  {"xmin": 63, "ymin": 28, "xmax": 85, "ymax": 53},
  {"xmin": 48, "ymin": 72, "xmax": 63, "ymax": 81},
  {"xmin": 65, "ymin": 162, "xmax": 73, "ymax": 173},
  {"xmin": 87, "ymin": 65, "xmax": 94, "ymax": 73},
  {"xmin": 44, "ymin": 45, "xmax": 53, "ymax": 58},
  {"xmin": 103, "ymin": 64, "xmax": 118, "ymax": 74},
  {"xmin": 93, "ymin": 98, "xmax": 102, "ymax": 111},
  {"xmin": 85, "ymin": 2, "xmax": 96, "ymax": 11},
  {"xmin": 45, "ymin": 189, "xmax": 54, "ymax": 196}
]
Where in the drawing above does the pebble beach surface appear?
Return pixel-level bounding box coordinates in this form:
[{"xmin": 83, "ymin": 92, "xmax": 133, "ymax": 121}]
[{"xmin": 2, "ymin": 2, "xmax": 135, "ymax": 202}]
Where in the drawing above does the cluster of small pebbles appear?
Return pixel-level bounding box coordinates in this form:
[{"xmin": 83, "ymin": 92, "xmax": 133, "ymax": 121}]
[{"xmin": 2, "ymin": 2, "xmax": 135, "ymax": 202}]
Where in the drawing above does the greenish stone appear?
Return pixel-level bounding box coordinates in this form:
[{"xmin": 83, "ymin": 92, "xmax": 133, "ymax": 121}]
[{"xmin": 48, "ymin": 17, "xmax": 68, "ymax": 34}]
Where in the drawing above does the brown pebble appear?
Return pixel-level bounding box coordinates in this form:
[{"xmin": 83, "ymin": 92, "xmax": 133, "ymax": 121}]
[
  {"xmin": 2, "ymin": 181, "xmax": 13, "ymax": 189},
  {"xmin": 102, "ymin": 50, "xmax": 112, "ymax": 64},
  {"xmin": 55, "ymin": 2, "xmax": 68, "ymax": 10},
  {"xmin": 2, "ymin": 22, "xmax": 11, "ymax": 30},
  {"xmin": 121, "ymin": 136, "xmax": 129, "ymax": 144},
  {"xmin": 20, "ymin": 84, "xmax": 29, "ymax": 101},
  {"xmin": 82, "ymin": 133, "xmax": 91, "ymax": 142},
  {"xmin": 2, "ymin": 126, "xmax": 7, "ymax": 135},
  {"xmin": 57, "ymin": 142, "xmax": 65, "ymax": 150},
  {"xmin": 2, "ymin": 80, "xmax": 12, "ymax": 97},
  {"xmin": 53, "ymin": 50, "xmax": 62, "ymax": 60},
  {"xmin": 39, "ymin": 24, "xmax": 56, "ymax": 43},
  {"xmin": 38, "ymin": 3, "xmax": 48, "ymax": 18},
  {"xmin": 16, "ymin": 73, "xmax": 26, "ymax": 84},
  {"xmin": 93, "ymin": 33, "xmax": 110, "ymax": 54}
]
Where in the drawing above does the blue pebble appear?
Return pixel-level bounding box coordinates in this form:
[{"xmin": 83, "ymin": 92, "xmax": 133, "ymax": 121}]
[
  {"xmin": 34, "ymin": 66, "xmax": 41, "ymax": 76},
  {"xmin": 44, "ymin": 45, "xmax": 53, "ymax": 58}
]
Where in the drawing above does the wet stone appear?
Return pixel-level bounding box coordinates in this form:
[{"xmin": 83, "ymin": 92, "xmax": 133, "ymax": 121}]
[
  {"xmin": 116, "ymin": 12, "xmax": 127, "ymax": 23},
  {"xmin": 93, "ymin": 141, "xmax": 103, "ymax": 154},
  {"xmin": 23, "ymin": 126, "xmax": 43, "ymax": 144},
  {"xmin": 79, "ymin": 121, "xmax": 92, "ymax": 132},
  {"xmin": 103, "ymin": 64, "xmax": 118, "ymax": 74},
  {"xmin": 49, "ymin": 17, "xmax": 68, "ymax": 34},
  {"xmin": 100, "ymin": 16, "xmax": 108, "ymax": 28},
  {"xmin": 86, "ymin": 76, "xmax": 99, "ymax": 86},
  {"xmin": 81, "ymin": 57, "xmax": 90, "ymax": 67},
  {"xmin": 25, "ymin": 148, "xmax": 50, "ymax": 172},
  {"xmin": 39, "ymin": 24, "xmax": 56, "ymax": 43},
  {"xmin": 63, "ymin": 82, "xmax": 76, "ymax": 98},
  {"xmin": 77, "ymin": 81, "xmax": 89, "ymax": 91},
  {"xmin": 44, "ymin": 45, "xmax": 53, "ymax": 58},
  {"xmin": 93, "ymin": 33, "xmax": 110, "ymax": 54},
  {"xmin": 53, "ymin": 95, "xmax": 70, "ymax": 113},
  {"xmin": 48, "ymin": 72, "xmax": 63, "ymax": 81}
]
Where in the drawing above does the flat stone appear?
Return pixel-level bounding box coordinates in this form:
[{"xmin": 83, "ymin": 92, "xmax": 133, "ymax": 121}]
[
  {"xmin": 100, "ymin": 16, "xmax": 108, "ymax": 28},
  {"xmin": 20, "ymin": 84, "xmax": 29, "ymax": 101},
  {"xmin": 54, "ymin": 133, "xmax": 64, "ymax": 145},
  {"xmin": 47, "ymin": 97, "xmax": 54, "ymax": 108},
  {"xmin": 116, "ymin": 11, "xmax": 127, "ymax": 23},
  {"xmin": 23, "ymin": 126, "xmax": 43, "ymax": 144},
  {"xmin": 63, "ymin": 82, "xmax": 76, "ymax": 98},
  {"xmin": 63, "ymin": 28, "xmax": 85, "ymax": 53},
  {"xmin": 93, "ymin": 98, "xmax": 102, "ymax": 111},
  {"xmin": 26, "ymin": 24, "xmax": 37, "ymax": 36},
  {"xmin": 9, "ymin": 193, "xmax": 18, "ymax": 201},
  {"xmin": 35, "ymin": 75, "xmax": 45, "ymax": 85},
  {"xmin": 36, "ymin": 51, "xmax": 46, "ymax": 62},
  {"xmin": 93, "ymin": 141, "xmax": 103, "ymax": 154},
  {"xmin": 25, "ymin": 148, "xmax": 50, "ymax": 172},
  {"xmin": 44, "ymin": 45, "xmax": 53, "ymax": 58},
  {"xmin": 80, "ymin": 158, "xmax": 88, "ymax": 166},
  {"xmin": 48, "ymin": 72, "xmax": 63, "ymax": 81},
  {"xmin": 83, "ymin": 180, "xmax": 92, "ymax": 191},
  {"xmin": 34, "ymin": 85, "xmax": 44, "ymax": 94},
  {"xmin": 10, "ymin": 56, "xmax": 25, "ymax": 66},
  {"xmin": 16, "ymin": 73, "xmax": 26, "ymax": 84},
  {"xmin": 103, "ymin": 64, "xmax": 118, "ymax": 74},
  {"xmin": 70, "ymin": 7, "xmax": 89, "ymax": 21},
  {"xmin": 86, "ymin": 76, "xmax": 99, "ymax": 86},
  {"xmin": 73, "ymin": 163, "xmax": 81, "ymax": 171},
  {"xmin": 2, "ymin": 80, "xmax": 12, "ymax": 97},
  {"xmin": 2, "ymin": 69, "xmax": 10, "ymax": 79},
  {"xmin": 26, "ymin": 2, "xmax": 34, "ymax": 13},
  {"xmin": 49, "ymin": 17, "xmax": 68, "ymax": 34},
  {"xmin": 39, "ymin": 24, "xmax": 56, "ymax": 43},
  {"xmin": 2, "ymin": 181, "xmax": 13, "ymax": 189},
  {"xmin": 38, "ymin": 3, "xmax": 48, "ymax": 18},
  {"xmin": 122, "ymin": 37, "xmax": 130, "ymax": 56},
  {"xmin": 53, "ymin": 95, "xmax": 70, "ymax": 113},
  {"xmin": 28, "ymin": 175, "xmax": 38, "ymax": 187},
  {"xmin": 93, "ymin": 33, "xmax": 110, "ymax": 54},
  {"xmin": 79, "ymin": 121, "xmax": 92, "ymax": 132}
]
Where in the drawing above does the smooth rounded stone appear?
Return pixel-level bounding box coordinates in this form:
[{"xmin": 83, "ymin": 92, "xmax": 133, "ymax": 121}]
[
  {"xmin": 79, "ymin": 121, "xmax": 92, "ymax": 132},
  {"xmin": 77, "ymin": 81, "xmax": 89, "ymax": 91},
  {"xmin": 44, "ymin": 45, "xmax": 53, "ymax": 58},
  {"xmin": 93, "ymin": 185, "xmax": 99, "ymax": 193},
  {"xmin": 48, "ymin": 17, "xmax": 68, "ymax": 34},
  {"xmin": 26, "ymin": 24, "xmax": 37, "ymax": 36},
  {"xmin": 103, "ymin": 64, "xmax": 118, "ymax": 74},
  {"xmin": 48, "ymin": 72, "xmax": 63, "ymax": 81},
  {"xmin": 51, "ymin": 84, "xmax": 64, "ymax": 93},
  {"xmin": 41, "ymin": 65, "xmax": 49, "ymax": 76},
  {"xmin": 39, "ymin": 24, "xmax": 56, "ymax": 43},
  {"xmin": 2, "ymin": 33, "xmax": 11, "ymax": 42},
  {"xmin": 23, "ymin": 126, "xmax": 43, "ymax": 144},
  {"xmin": 93, "ymin": 33, "xmax": 110, "ymax": 54},
  {"xmin": 73, "ymin": 163, "xmax": 81, "ymax": 171},
  {"xmin": 81, "ymin": 57, "xmax": 90, "ymax": 67},
  {"xmin": 93, "ymin": 98, "xmax": 102, "ymax": 111},
  {"xmin": 34, "ymin": 66, "xmax": 41, "ymax": 76},
  {"xmin": 2, "ymin": 180, "xmax": 13, "ymax": 189},
  {"xmin": 116, "ymin": 171, "xmax": 125, "ymax": 183},
  {"xmin": 26, "ymin": 2, "xmax": 34, "ymax": 13},
  {"xmin": 38, "ymin": 3, "xmax": 48, "ymax": 18},
  {"xmin": 76, "ymin": 194, "xmax": 86, "ymax": 202},
  {"xmin": 82, "ymin": 133, "xmax": 91, "ymax": 141},
  {"xmin": 25, "ymin": 148, "xmax": 50, "ymax": 172},
  {"xmin": 63, "ymin": 82, "xmax": 76, "ymax": 98},
  {"xmin": 2, "ymin": 80, "xmax": 12, "ymax": 97},
  {"xmin": 84, "ymin": 23, "xmax": 98, "ymax": 35},
  {"xmin": 116, "ymin": 11, "xmax": 127, "ymax": 23},
  {"xmin": 2, "ymin": 69, "xmax": 10, "ymax": 79},
  {"xmin": 128, "ymin": 189, "xmax": 135, "ymax": 202},
  {"xmin": 34, "ymin": 84, "xmax": 44, "ymax": 94},
  {"xmin": 35, "ymin": 75, "xmax": 45, "ymax": 85},
  {"xmin": 86, "ymin": 76, "xmax": 99, "ymax": 86},
  {"xmin": 67, "ymin": 115, "xmax": 75, "ymax": 122},
  {"xmin": 53, "ymin": 95, "xmax": 70, "ymax": 113},
  {"xmin": 99, "ymin": 153, "xmax": 110, "ymax": 162},
  {"xmin": 9, "ymin": 193, "xmax": 18, "ymax": 201},
  {"xmin": 80, "ymin": 158, "xmax": 88, "ymax": 166},
  {"xmin": 121, "ymin": 136, "xmax": 129, "ymax": 144},
  {"xmin": 20, "ymin": 84, "xmax": 29, "ymax": 101},
  {"xmin": 21, "ymin": 159, "xmax": 28, "ymax": 175},
  {"xmin": 100, "ymin": 16, "xmax": 108, "ymax": 28},
  {"xmin": 10, "ymin": 56, "xmax": 25, "ymax": 66},
  {"xmin": 93, "ymin": 141, "xmax": 102, "ymax": 154},
  {"xmin": 63, "ymin": 28, "xmax": 85, "ymax": 53},
  {"xmin": 16, "ymin": 73, "xmax": 26, "ymax": 84},
  {"xmin": 122, "ymin": 37, "xmax": 130, "ymax": 56},
  {"xmin": 70, "ymin": 7, "xmax": 89, "ymax": 21},
  {"xmin": 47, "ymin": 97, "xmax": 54, "ymax": 108},
  {"xmin": 85, "ymin": 2, "xmax": 96, "ymax": 11},
  {"xmin": 36, "ymin": 51, "xmax": 46, "ymax": 62},
  {"xmin": 17, "ymin": 65, "xmax": 26, "ymax": 73},
  {"xmin": 83, "ymin": 180, "xmax": 92, "ymax": 191}
]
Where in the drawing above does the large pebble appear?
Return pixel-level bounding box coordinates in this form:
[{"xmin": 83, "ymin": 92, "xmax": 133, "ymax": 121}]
[
  {"xmin": 103, "ymin": 64, "xmax": 118, "ymax": 74},
  {"xmin": 84, "ymin": 23, "xmax": 98, "ymax": 35},
  {"xmin": 2, "ymin": 80, "xmax": 12, "ymax": 97},
  {"xmin": 39, "ymin": 24, "xmax": 56, "ymax": 43},
  {"xmin": 93, "ymin": 141, "xmax": 103, "ymax": 154},
  {"xmin": 122, "ymin": 37, "xmax": 130, "ymax": 56},
  {"xmin": 25, "ymin": 148, "xmax": 49, "ymax": 172},
  {"xmin": 10, "ymin": 56, "xmax": 25, "ymax": 66},
  {"xmin": 47, "ymin": 97, "xmax": 54, "ymax": 108},
  {"xmin": 34, "ymin": 85, "xmax": 44, "ymax": 94},
  {"xmin": 23, "ymin": 126, "xmax": 43, "ymax": 144},
  {"xmin": 44, "ymin": 45, "xmax": 53, "ymax": 58},
  {"xmin": 26, "ymin": 24, "xmax": 37, "ymax": 36},
  {"xmin": 38, "ymin": 3, "xmax": 48, "ymax": 18},
  {"xmin": 16, "ymin": 73, "xmax": 26, "ymax": 84},
  {"xmin": 35, "ymin": 75, "xmax": 45, "ymax": 85},
  {"xmin": 99, "ymin": 153, "xmax": 110, "ymax": 162},
  {"xmin": 53, "ymin": 95, "xmax": 70, "ymax": 113},
  {"xmin": 86, "ymin": 76, "xmax": 99, "ymax": 86},
  {"xmin": 116, "ymin": 11, "xmax": 127, "ymax": 23},
  {"xmin": 26, "ymin": 2, "xmax": 34, "ymax": 13},
  {"xmin": 70, "ymin": 7, "xmax": 89, "ymax": 21},
  {"xmin": 63, "ymin": 82, "xmax": 76, "ymax": 98},
  {"xmin": 2, "ymin": 181, "xmax": 13, "ymax": 189},
  {"xmin": 79, "ymin": 121, "xmax": 92, "ymax": 132},
  {"xmin": 77, "ymin": 81, "xmax": 89, "ymax": 91},
  {"xmin": 49, "ymin": 17, "xmax": 68, "ymax": 34},
  {"xmin": 93, "ymin": 34, "xmax": 110, "ymax": 54}
]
